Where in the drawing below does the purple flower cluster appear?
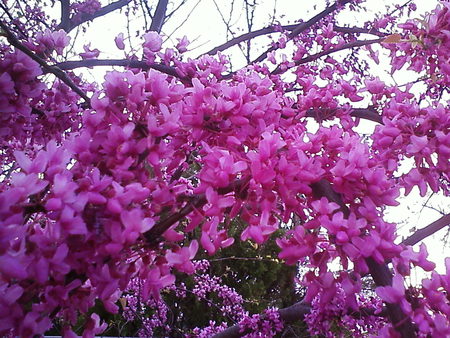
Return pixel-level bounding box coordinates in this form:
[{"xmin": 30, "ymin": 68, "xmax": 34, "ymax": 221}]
[
  {"xmin": 305, "ymin": 284, "xmax": 386, "ymax": 337},
  {"xmin": 239, "ymin": 307, "xmax": 283, "ymax": 338}
]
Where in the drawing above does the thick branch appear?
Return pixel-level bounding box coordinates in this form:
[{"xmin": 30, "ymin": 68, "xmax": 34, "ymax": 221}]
[
  {"xmin": 0, "ymin": 20, "xmax": 90, "ymax": 105},
  {"xmin": 251, "ymin": 0, "xmax": 353, "ymax": 65},
  {"xmin": 59, "ymin": 0, "xmax": 71, "ymax": 31},
  {"xmin": 272, "ymin": 38, "xmax": 383, "ymax": 75},
  {"xmin": 401, "ymin": 213, "xmax": 450, "ymax": 247},
  {"xmin": 53, "ymin": 58, "xmax": 181, "ymax": 78},
  {"xmin": 303, "ymin": 107, "xmax": 383, "ymax": 124},
  {"xmin": 366, "ymin": 258, "xmax": 416, "ymax": 335},
  {"xmin": 311, "ymin": 179, "xmax": 416, "ymax": 337},
  {"xmin": 149, "ymin": 0, "xmax": 168, "ymax": 33},
  {"xmin": 60, "ymin": 0, "xmax": 132, "ymax": 33},
  {"xmin": 349, "ymin": 107, "xmax": 383, "ymax": 124}
]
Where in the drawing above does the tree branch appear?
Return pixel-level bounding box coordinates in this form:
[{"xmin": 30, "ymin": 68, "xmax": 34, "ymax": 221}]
[
  {"xmin": 271, "ymin": 38, "xmax": 383, "ymax": 75},
  {"xmin": 311, "ymin": 179, "xmax": 416, "ymax": 337},
  {"xmin": 251, "ymin": 0, "xmax": 353, "ymax": 65},
  {"xmin": 0, "ymin": 20, "xmax": 91, "ymax": 105},
  {"xmin": 53, "ymin": 58, "xmax": 182, "ymax": 79},
  {"xmin": 303, "ymin": 107, "xmax": 383, "ymax": 124},
  {"xmin": 60, "ymin": 0, "xmax": 132, "ymax": 33},
  {"xmin": 59, "ymin": 0, "xmax": 71, "ymax": 31},
  {"xmin": 204, "ymin": 24, "xmax": 385, "ymax": 56},
  {"xmin": 401, "ymin": 213, "xmax": 450, "ymax": 247},
  {"xmin": 349, "ymin": 107, "xmax": 383, "ymax": 124},
  {"xmin": 149, "ymin": 0, "xmax": 168, "ymax": 33}
]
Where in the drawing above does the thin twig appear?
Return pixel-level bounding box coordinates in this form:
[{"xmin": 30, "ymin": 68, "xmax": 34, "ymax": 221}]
[
  {"xmin": 165, "ymin": 0, "xmax": 201, "ymax": 42},
  {"xmin": 204, "ymin": 24, "xmax": 385, "ymax": 56},
  {"xmin": 210, "ymin": 0, "xmax": 247, "ymax": 61},
  {"xmin": 0, "ymin": 2, "xmax": 28, "ymax": 38}
]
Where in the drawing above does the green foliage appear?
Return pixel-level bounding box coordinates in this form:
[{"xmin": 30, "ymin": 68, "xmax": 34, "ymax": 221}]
[{"xmin": 204, "ymin": 218, "xmax": 300, "ymax": 313}]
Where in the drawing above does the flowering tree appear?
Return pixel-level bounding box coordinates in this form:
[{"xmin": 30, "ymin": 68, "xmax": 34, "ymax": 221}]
[{"xmin": 0, "ymin": 0, "xmax": 449, "ymax": 337}]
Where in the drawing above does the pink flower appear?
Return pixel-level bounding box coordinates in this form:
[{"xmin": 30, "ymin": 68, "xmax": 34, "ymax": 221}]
[
  {"xmin": 80, "ymin": 44, "xmax": 100, "ymax": 59},
  {"xmin": 200, "ymin": 217, "xmax": 234, "ymax": 255},
  {"xmin": 142, "ymin": 267, "xmax": 175, "ymax": 299},
  {"xmin": 143, "ymin": 31, "xmax": 163, "ymax": 52},
  {"xmin": 311, "ymin": 197, "xmax": 340, "ymax": 215},
  {"xmin": 166, "ymin": 240, "xmax": 199, "ymax": 274},
  {"xmin": 0, "ymin": 254, "xmax": 28, "ymax": 280},
  {"xmin": 365, "ymin": 77, "xmax": 385, "ymax": 94},
  {"xmin": 83, "ymin": 313, "xmax": 107, "ymax": 337},
  {"xmin": 120, "ymin": 209, "xmax": 155, "ymax": 243},
  {"xmin": 406, "ymin": 135, "xmax": 428, "ymax": 154},
  {"xmin": 176, "ymin": 36, "xmax": 189, "ymax": 53},
  {"xmin": 400, "ymin": 244, "xmax": 436, "ymax": 272},
  {"xmin": 204, "ymin": 187, "xmax": 235, "ymax": 216},
  {"xmin": 376, "ymin": 274, "xmax": 405, "ymax": 304},
  {"xmin": 276, "ymin": 227, "xmax": 316, "ymax": 265},
  {"xmin": 115, "ymin": 33, "xmax": 125, "ymax": 50}
]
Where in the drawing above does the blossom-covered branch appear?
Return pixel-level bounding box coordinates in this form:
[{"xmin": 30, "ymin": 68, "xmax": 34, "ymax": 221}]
[
  {"xmin": 251, "ymin": 0, "xmax": 354, "ymax": 64},
  {"xmin": 272, "ymin": 38, "xmax": 383, "ymax": 75},
  {"xmin": 205, "ymin": 24, "xmax": 386, "ymax": 56},
  {"xmin": 0, "ymin": 19, "xmax": 91, "ymax": 104},
  {"xmin": 311, "ymin": 180, "xmax": 416, "ymax": 337},
  {"xmin": 144, "ymin": 177, "xmax": 250, "ymax": 245}
]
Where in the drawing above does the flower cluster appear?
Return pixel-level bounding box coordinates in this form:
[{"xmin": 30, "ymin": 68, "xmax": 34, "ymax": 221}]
[
  {"xmin": 305, "ymin": 283, "xmax": 386, "ymax": 337},
  {"xmin": 239, "ymin": 307, "xmax": 284, "ymax": 338},
  {"xmin": 387, "ymin": 1, "xmax": 450, "ymax": 97}
]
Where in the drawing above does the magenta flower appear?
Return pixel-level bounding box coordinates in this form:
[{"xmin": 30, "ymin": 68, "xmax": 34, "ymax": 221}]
[
  {"xmin": 376, "ymin": 274, "xmax": 406, "ymax": 305},
  {"xmin": 115, "ymin": 33, "xmax": 125, "ymax": 50},
  {"xmin": 143, "ymin": 31, "xmax": 163, "ymax": 52},
  {"xmin": 120, "ymin": 209, "xmax": 155, "ymax": 243},
  {"xmin": 204, "ymin": 187, "xmax": 235, "ymax": 216},
  {"xmin": 176, "ymin": 36, "xmax": 189, "ymax": 53},
  {"xmin": 400, "ymin": 244, "xmax": 436, "ymax": 272},
  {"xmin": 80, "ymin": 44, "xmax": 100, "ymax": 59},
  {"xmin": 142, "ymin": 267, "xmax": 175, "ymax": 299},
  {"xmin": 166, "ymin": 240, "xmax": 199, "ymax": 274},
  {"xmin": 406, "ymin": 135, "xmax": 428, "ymax": 154},
  {"xmin": 364, "ymin": 77, "xmax": 385, "ymax": 94}
]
